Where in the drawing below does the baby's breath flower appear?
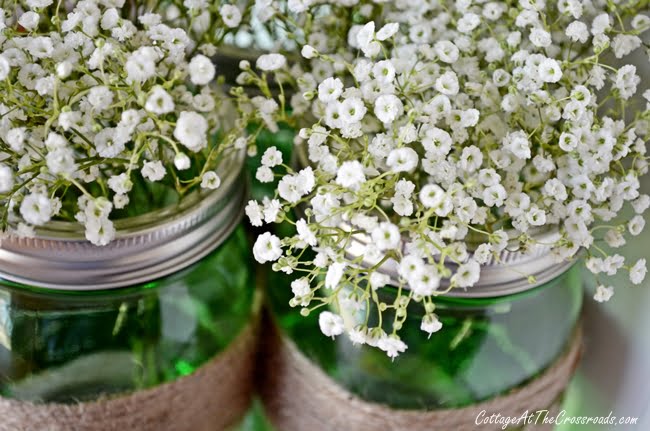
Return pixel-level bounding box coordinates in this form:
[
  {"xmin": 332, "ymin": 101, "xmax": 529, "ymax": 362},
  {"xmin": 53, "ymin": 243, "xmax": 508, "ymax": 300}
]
[
  {"xmin": 386, "ymin": 147, "xmax": 418, "ymax": 172},
  {"xmin": 434, "ymin": 71, "xmax": 460, "ymax": 96},
  {"xmin": 20, "ymin": 194, "xmax": 52, "ymax": 226},
  {"xmin": 325, "ymin": 262, "xmax": 346, "ymax": 289},
  {"xmin": 188, "ymin": 55, "xmax": 216, "ymax": 86},
  {"xmin": 419, "ymin": 184, "xmax": 445, "ymax": 209},
  {"xmin": 245, "ymin": 200, "xmax": 264, "ymax": 227},
  {"xmin": 0, "ymin": 2, "xmax": 243, "ymax": 245},
  {"xmin": 594, "ymin": 285, "xmax": 614, "ymax": 303},
  {"xmin": 378, "ymin": 335, "xmax": 407, "ymax": 359},
  {"xmin": 318, "ymin": 77, "xmax": 343, "ymax": 103},
  {"xmin": 630, "ymin": 259, "xmax": 647, "ymax": 285},
  {"xmin": 0, "ymin": 165, "xmax": 14, "ymax": 193},
  {"xmin": 452, "ymin": 260, "xmax": 481, "ymax": 288},
  {"xmin": 200, "ymin": 171, "xmax": 221, "ymax": 190},
  {"xmin": 141, "ymin": 161, "xmax": 166, "ymax": 182},
  {"xmin": 261, "ymin": 147, "xmax": 283, "ymax": 167},
  {"xmin": 220, "ymin": 4, "xmax": 242, "ymax": 28},
  {"xmin": 84, "ymin": 216, "xmax": 114, "ymax": 245},
  {"xmin": 420, "ymin": 314, "xmax": 443, "ymax": 338},
  {"xmin": 291, "ymin": 277, "xmax": 311, "ymax": 298},
  {"xmin": 114, "ymin": 194, "xmax": 129, "ymax": 209},
  {"xmin": 296, "ymin": 219, "xmax": 317, "ymax": 246},
  {"xmin": 376, "ymin": 23, "xmax": 399, "ymax": 41},
  {"xmin": 174, "ymin": 153, "xmax": 191, "ymax": 171},
  {"xmin": 237, "ymin": 1, "xmax": 649, "ymax": 356},
  {"xmin": 174, "ymin": 111, "xmax": 209, "ymax": 152},
  {"xmin": 0, "ymin": 55, "xmax": 9, "ymax": 80},
  {"xmin": 18, "ymin": 11, "xmax": 39, "ymax": 31},
  {"xmin": 301, "ymin": 45, "xmax": 318, "ymax": 59},
  {"xmin": 318, "ymin": 311, "xmax": 345, "ymax": 338},
  {"xmin": 262, "ymin": 198, "xmax": 281, "ymax": 224},
  {"xmin": 253, "ymin": 232, "xmax": 283, "ymax": 264},
  {"xmin": 371, "ymin": 223, "xmax": 400, "ymax": 251},
  {"xmin": 256, "ymin": 53, "xmax": 287, "ymax": 71},
  {"xmin": 125, "ymin": 47, "xmax": 159, "ymax": 83},
  {"xmin": 256, "ymin": 166, "xmax": 274, "ymax": 183},
  {"xmin": 538, "ymin": 58, "xmax": 563, "ymax": 83},
  {"xmin": 336, "ymin": 161, "xmax": 366, "ymax": 190},
  {"xmin": 145, "ymin": 86, "xmax": 175, "ymax": 115}
]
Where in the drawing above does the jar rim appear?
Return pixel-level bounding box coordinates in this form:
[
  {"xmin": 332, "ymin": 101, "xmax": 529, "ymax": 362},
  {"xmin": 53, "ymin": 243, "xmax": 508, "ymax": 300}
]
[
  {"xmin": 345, "ymin": 224, "xmax": 578, "ymax": 298},
  {"xmin": 0, "ymin": 149, "xmax": 247, "ymax": 291}
]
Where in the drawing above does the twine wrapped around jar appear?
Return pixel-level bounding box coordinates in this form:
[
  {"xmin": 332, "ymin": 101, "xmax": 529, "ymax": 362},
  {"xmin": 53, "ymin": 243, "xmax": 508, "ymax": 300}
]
[
  {"xmin": 0, "ymin": 321, "xmax": 258, "ymax": 431},
  {"xmin": 260, "ymin": 321, "xmax": 583, "ymax": 431}
]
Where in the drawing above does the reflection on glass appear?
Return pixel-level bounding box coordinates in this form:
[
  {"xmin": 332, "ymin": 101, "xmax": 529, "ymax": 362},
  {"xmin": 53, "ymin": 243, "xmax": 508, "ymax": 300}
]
[
  {"xmin": 269, "ymin": 265, "xmax": 583, "ymax": 409},
  {"xmin": 0, "ymin": 226, "xmax": 253, "ymax": 403}
]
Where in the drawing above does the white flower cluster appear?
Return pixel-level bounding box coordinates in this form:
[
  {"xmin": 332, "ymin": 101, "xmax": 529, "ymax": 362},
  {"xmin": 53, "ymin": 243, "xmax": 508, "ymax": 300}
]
[
  {"xmin": 243, "ymin": 0, "xmax": 650, "ymax": 356},
  {"xmin": 0, "ymin": 1, "xmax": 243, "ymax": 245}
]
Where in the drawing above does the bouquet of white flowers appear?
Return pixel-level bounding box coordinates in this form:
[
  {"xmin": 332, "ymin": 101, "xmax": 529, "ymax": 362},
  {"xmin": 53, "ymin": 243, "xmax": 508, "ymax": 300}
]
[
  {"xmin": 0, "ymin": 1, "xmax": 253, "ymax": 245},
  {"xmin": 243, "ymin": 0, "xmax": 650, "ymax": 357}
]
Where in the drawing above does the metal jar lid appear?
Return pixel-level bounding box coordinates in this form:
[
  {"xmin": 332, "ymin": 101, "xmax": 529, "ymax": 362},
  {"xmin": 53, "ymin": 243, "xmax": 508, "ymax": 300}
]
[
  {"xmin": 345, "ymin": 226, "xmax": 577, "ymax": 298},
  {"xmin": 0, "ymin": 151, "xmax": 246, "ymax": 291}
]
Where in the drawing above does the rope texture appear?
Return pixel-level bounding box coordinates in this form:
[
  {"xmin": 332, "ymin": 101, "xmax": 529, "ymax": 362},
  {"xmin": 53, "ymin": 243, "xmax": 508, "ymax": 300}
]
[
  {"xmin": 0, "ymin": 323, "xmax": 258, "ymax": 431},
  {"xmin": 261, "ymin": 324, "xmax": 583, "ymax": 431}
]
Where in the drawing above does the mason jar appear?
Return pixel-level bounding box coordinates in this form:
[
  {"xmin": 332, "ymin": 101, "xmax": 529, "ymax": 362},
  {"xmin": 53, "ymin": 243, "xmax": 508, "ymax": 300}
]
[
  {"xmin": 260, "ymin": 230, "xmax": 584, "ymax": 431},
  {"xmin": 0, "ymin": 152, "xmax": 258, "ymax": 431}
]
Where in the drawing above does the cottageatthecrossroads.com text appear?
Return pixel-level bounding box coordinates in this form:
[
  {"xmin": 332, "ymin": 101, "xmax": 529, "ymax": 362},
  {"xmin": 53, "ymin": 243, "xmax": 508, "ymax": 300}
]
[{"xmin": 476, "ymin": 409, "xmax": 639, "ymax": 429}]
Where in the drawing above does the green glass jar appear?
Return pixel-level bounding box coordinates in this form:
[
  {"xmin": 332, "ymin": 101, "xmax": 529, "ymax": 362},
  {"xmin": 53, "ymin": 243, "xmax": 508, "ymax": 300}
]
[
  {"xmin": 0, "ymin": 154, "xmax": 258, "ymax": 431},
  {"xmin": 261, "ymin": 239, "xmax": 583, "ymax": 430}
]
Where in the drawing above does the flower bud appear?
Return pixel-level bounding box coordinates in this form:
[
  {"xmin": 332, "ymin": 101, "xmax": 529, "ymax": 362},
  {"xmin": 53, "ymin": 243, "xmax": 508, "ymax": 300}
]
[
  {"xmin": 56, "ymin": 62, "xmax": 73, "ymax": 79},
  {"xmin": 174, "ymin": 153, "xmax": 191, "ymax": 170}
]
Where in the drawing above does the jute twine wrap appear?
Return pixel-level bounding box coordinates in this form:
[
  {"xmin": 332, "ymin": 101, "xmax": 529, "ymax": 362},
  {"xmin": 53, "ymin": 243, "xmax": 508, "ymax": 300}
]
[
  {"xmin": 260, "ymin": 323, "xmax": 583, "ymax": 431},
  {"xmin": 0, "ymin": 322, "xmax": 258, "ymax": 431}
]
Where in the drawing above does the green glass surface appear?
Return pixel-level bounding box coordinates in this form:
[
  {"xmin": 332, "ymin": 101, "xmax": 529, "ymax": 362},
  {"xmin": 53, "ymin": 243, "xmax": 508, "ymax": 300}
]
[
  {"xmin": 0, "ymin": 225, "xmax": 254, "ymax": 403},
  {"xmin": 268, "ymin": 265, "xmax": 583, "ymax": 410},
  {"xmin": 246, "ymin": 123, "xmax": 295, "ymax": 202},
  {"xmin": 236, "ymin": 399, "xmax": 278, "ymax": 431}
]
